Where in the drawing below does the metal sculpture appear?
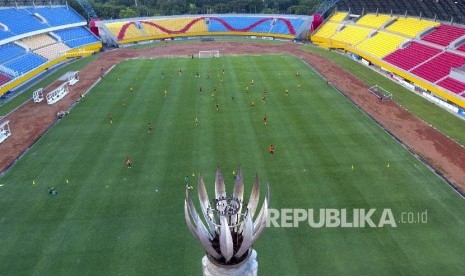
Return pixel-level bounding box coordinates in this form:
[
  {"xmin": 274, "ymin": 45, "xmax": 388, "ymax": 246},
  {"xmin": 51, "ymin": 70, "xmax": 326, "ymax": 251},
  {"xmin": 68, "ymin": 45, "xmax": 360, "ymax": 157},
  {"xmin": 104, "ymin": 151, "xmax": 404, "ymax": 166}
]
[{"xmin": 184, "ymin": 168, "xmax": 270, "ymax": 275}]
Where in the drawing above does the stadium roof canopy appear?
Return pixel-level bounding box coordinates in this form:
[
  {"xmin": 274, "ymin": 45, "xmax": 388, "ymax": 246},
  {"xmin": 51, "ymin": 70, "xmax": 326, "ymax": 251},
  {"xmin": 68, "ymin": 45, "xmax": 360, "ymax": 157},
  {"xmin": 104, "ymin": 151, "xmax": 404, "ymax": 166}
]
[{"xmin": 335, "ymin": 0, "xmax": 465, "ymax": 24}]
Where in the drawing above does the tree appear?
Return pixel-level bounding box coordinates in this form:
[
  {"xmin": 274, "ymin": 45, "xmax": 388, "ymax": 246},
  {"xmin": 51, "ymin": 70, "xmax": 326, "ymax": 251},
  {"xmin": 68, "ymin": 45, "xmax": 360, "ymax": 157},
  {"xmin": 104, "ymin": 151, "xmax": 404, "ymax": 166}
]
[{"xmin": 119, "ymin": 7, "xmax": 137, "ymax": 18}]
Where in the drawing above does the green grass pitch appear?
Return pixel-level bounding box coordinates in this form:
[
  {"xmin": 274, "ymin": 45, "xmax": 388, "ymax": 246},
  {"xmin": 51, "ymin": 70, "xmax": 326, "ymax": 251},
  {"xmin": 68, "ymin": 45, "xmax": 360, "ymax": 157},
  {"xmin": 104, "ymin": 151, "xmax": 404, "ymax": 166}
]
[{"xmin": 0, "ymin": 55, "xmax": 464, "ymax": 275}]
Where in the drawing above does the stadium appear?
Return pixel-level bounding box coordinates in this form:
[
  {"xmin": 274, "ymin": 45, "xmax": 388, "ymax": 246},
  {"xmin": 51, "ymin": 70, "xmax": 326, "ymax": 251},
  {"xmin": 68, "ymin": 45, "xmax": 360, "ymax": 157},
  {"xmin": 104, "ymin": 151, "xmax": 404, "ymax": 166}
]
[{"xmin": 0, "ymin": 0, "xmax": 464, "ymax": 274}]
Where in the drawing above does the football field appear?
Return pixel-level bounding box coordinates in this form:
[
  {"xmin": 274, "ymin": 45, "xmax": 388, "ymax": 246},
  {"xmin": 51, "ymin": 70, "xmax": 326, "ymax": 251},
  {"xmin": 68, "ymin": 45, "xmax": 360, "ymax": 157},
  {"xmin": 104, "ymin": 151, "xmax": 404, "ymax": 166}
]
[{"xmin": 0, "ymin": 55, "xmax": 464, "ymax": 275}]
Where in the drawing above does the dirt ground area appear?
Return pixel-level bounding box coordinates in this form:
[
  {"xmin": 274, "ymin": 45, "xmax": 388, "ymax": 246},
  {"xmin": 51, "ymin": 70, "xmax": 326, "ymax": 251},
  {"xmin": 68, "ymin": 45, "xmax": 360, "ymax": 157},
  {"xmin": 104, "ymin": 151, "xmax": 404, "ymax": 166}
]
[{"xmin": 1, "ymin": 41, "xmax": 464, "ymax": 194}]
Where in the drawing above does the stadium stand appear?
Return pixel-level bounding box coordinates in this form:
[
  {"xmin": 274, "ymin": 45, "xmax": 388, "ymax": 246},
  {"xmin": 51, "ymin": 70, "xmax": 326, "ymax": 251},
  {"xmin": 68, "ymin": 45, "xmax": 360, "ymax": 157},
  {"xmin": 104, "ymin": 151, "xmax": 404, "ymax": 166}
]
[
  {"xmin": 26, "ymin": 6, "xmax": 83, "ymax": 26},
  {"xmin": 103, "ymin": 15, "xmax": 309, "ymax": 44},
  {"xmin": 20, "ymin": 34, "xmax": 56, "ymax": 50},
  {"xmin": 0, "ymin": 8, "xmax": 48, "ymax": 36},
  {"xmin": 144, "ymin": 17, "xmax": 207, "ymax": 37},
  {"xmin": 0, "ymin": 73, "xmax": 11, "ymax": 86},
  {"xmin": 356, "ymin": 32, "xmax": 405, "ymax": 59},
  {"xmin": 0, "ymin": 6, "xmax": 101, "ymax": 96},
  {"xmin": 328, "ymin": 12, "xmax": 348, "ymax": 22},
  {"xmin": 385, "ymin": 17, "xmax": 439, "ymax": 38},
  {"xmin": 457, "ymin": 43, "xmax": 465, "ymax": 53},
  {"xmin": 335, "ymin": 0, "xmax": 465, "ymax": 24},
  {"xmin": 437, "ymin": 77, "xmax": 465, "ymax": 94},
  {"xmin": 54, "ymin": 27, "xmax": 101, "ymax": 48},
  {"xmin": 329, "ymin": 25, "xmax": 372, "ymax": 46},
  {"xmin": 383, "ymin": 42, "xmax": 442, "ymax": 71},
  {"xmin": 3, "ymin": 53, "xmax": 47, "ymax": 76},
  {"xmin": 422, "ymin": 24, "xmax": 465, "ymax": 46},
  {"xmin": 34, "ymin": 42, "xmax": 70, "ymax": 60},
  {"xmin": 355, "ymin": 13, "xmax": 393, "ymax": 29},
  {"xmin": 0, "ymin": 43, "xmax": 26, "ymax": 65},
  {"xmin": 411, "ymin": 51, "xmax": 465, "ymax": 83},
  {"xmin": 311, "ymin": 22, "xmax": 339, "ymax": 44}
]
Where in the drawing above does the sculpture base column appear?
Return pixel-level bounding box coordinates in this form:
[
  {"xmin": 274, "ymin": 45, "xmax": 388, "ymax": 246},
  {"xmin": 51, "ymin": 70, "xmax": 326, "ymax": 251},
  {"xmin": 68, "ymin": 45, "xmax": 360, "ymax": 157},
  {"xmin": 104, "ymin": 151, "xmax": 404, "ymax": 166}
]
[{"xmin": 202, "ymin": 250, "xmax": 258, "ymax": 276}]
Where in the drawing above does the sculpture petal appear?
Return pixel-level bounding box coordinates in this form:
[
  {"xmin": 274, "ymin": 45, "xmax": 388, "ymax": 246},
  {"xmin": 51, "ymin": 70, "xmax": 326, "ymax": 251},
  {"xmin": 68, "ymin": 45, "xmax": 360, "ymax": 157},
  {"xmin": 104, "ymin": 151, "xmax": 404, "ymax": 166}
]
[
  {"xmin": 215, "ymin": 168, "xmax": 226, "ymax": 200},
  {"xmin": 219, "ymin": 216, "xmax": 234, "ymax": 262},
  {"xmin": 234, "ymin": 211, "xmax": 254, "ymax": 258},
  {"xmin": 196, "ymin": 215, "xmax": 222, "ymax": 260},
  {"xmin": 184, "ymin": 199, "xmax": 199, "ymax": 240},
  {"xmin": 230, "ymin": 169, "xmax": 244, "ymax": 226},
  {"xmin": 198, "ymin": 175, "xmax": 216, "ymax": 232},
  {"xmin": 186, "ymin": 189, "xmax": 213, "ymax": 239},
  {"xmin": 246, "ymin": 174, "xmax": 260, "ymax": 218}
]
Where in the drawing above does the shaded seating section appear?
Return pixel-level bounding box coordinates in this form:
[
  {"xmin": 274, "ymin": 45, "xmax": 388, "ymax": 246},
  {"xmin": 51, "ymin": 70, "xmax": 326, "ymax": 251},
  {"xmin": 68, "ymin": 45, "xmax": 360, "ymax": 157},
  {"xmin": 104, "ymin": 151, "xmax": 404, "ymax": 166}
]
[
  {"xmin": 386, "ymin": 17, "xmax": 439, "ymax": 38},
  {"xmin": 34, "ymin": 42, "xmax": 70, "ymax": 60},
  {"xmin": 20, "ymin": 34, "xmax": 56, "ymax": 50},
  {"xmin": 437, "ymin": 77, "xmax": 465, "ymax": 94},
  {"xmin": 0, "ymin": 73, "xmax": 12, "ymax": 86},
  {"xmin": 26, "ymin": 6, "xmax": 83, "ymax": 26},
  {"xmin": 383, "ymin": 42, "xmax": 441, "ymax": 70},
  {"xmin": 3, "ymin": 52, "xmax": 47, "ymax": 75},
  {"xmin": 422, "ymin": 24, "xmax": 465, "ymax": 46},
  {"xmin": 356, "ymin": 31, "xmax": 405, "ymax": 58},
  {"xmin": 330, "ymin": 25, "xmax": 372, "ymax": 46},
  {"xmin": 356, "ymin": 13, "xmax": 393, "ymax": 28},
  {"xmin": 0, "ymin": 43, "xmax": 26, "ymax": 65},
  {"xmin": 54, "ymin": 27, "xmax": 100, "ymax": 48},
  {"xmin": 411, "ymin": 52, "xmax": 465, "ymax": 82}
]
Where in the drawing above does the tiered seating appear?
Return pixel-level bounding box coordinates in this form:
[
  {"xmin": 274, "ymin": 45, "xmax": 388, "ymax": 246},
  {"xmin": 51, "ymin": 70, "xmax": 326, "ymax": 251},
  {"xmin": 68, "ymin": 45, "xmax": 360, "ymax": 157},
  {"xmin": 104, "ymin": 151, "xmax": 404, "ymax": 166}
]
[
  {"xmin": 207, "ymin": 17, "xmax": 300, "ymax": 35},
  {"xmin": 145, "ymin": 18, "xmax": 207, "ymax": 36},
  {"xmin": 330, "ymin": 25, "xmax": 372, "ymax": 46},
  {"xmin": 27, "ymin": 6, "xmax": 83, "ymax": 26},
  {"xmin": 356, "ymin": 31, "xmax": 405, "ymax": 58},
  {"xmin": 0, "ymin": 43, "xmax": 26, "ymax": 65},
  {"xmin": 411, "ymin": 52, "xmax": 465, "ymax": 82},
  {"xmin": 386, "ymin": 17, "xmax": 439, "ymax": 38},
  {"xmin": 0, "ymin": 73, "xmax": 12, "ymax": 86},
  {"xmin": 0, "ymin": 8, "xmax": 47, "ymax": 35},
  {"xmin": 457, "ymin": 43, "xmax": 465, "ymax": 52},
  {"xmin": 20, "ymin": 34, "xmax": 56, "ymax": 50},
  {"xmin": 437, "ymin": 77, "xmax": 465, "ymax": 94},
  {"xmin": 3, "ymin": 53, "xmax": 47, "ymax": 75},
  {"xmin": 312, "ymin": 22, "xmax": 339, "ymax": 40},
  {"xmin": 422, "ymin": 24, "xmax": 465, "ymax": 46},
  {"xmin": 271, "ymin": 18, "xmax": 306, "ymax": 35},
  {"xmin": 0, "ymin": 29, "xmax": 14, "ymax": 40},
  {"xmin": 34, "ymin": 42, "xmax": 70, "ymax": 60},
  {"xmin": 329, "ymin": 12, "xmax": 348, "ymax": 22},
  {"xmin": 356, "ymin": 14, "xmax": 393, "ymax": 29},
  {"xmin": 383, "ymin": 42, "xmax": 442, "ymax": 70},
  {"xmin": 54, "ymin": 27, "xmax": 100, "ymax": 48}
]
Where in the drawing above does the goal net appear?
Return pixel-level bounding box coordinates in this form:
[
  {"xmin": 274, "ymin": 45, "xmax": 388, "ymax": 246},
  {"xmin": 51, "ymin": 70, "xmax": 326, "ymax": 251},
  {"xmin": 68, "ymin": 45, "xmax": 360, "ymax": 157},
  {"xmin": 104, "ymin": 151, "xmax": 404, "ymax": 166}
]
[
  {"xmin": 198, "ymin": 50, "xmax": 220, "ymax": 58},
  {"xmin": 368, "ymin": 85, "xmax": 392, "ymax": 101}
]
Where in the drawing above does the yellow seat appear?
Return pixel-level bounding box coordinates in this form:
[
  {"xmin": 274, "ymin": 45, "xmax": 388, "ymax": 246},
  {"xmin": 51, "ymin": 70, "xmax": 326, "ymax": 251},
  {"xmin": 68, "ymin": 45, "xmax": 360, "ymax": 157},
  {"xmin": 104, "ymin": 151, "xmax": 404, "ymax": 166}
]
[
  {"xmin": 386, "ymin": 17, "xmax": 439, "ymax": 38},
  {"xmin": 329, "ymin": 12, "xmax": 348, "ymax": 22},
  {"xmin": 330, "ymin": 25, "xmax": 372, "ymax": 46},
  {"xmin": 356, "ymin": 31, "xmax": 406, "ymax": 58},
  {"xmin": 356, "ymin": 14, "xmax": 393, "ymax": 29}
]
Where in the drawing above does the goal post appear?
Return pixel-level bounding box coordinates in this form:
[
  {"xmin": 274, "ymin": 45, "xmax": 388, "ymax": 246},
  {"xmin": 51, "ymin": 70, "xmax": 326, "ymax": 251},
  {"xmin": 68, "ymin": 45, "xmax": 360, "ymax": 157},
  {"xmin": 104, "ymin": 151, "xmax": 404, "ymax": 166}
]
[
  {"xmin": 368, "ymin": 85, "xmax": 392, "ymax": 101},
  {"xmin": 198, "ymin": 50, "xmax": 220, "ymax": 58}
]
